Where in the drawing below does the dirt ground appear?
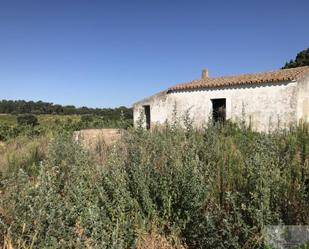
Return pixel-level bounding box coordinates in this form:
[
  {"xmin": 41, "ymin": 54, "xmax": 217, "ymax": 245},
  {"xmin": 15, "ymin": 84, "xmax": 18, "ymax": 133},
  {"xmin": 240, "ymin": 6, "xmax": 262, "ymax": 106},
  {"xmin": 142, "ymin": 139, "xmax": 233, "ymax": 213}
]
[{"xmin": 73, "ymin": 128, "xmax": 123, "ymax": 148}]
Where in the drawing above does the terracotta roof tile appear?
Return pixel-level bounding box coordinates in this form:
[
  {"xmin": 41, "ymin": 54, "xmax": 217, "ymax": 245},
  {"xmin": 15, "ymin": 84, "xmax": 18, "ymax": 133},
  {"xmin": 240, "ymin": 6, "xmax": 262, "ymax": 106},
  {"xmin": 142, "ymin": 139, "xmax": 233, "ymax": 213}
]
[{"xmin": 168, "ymin": 66, "xmax": 309, "ymax": 91}]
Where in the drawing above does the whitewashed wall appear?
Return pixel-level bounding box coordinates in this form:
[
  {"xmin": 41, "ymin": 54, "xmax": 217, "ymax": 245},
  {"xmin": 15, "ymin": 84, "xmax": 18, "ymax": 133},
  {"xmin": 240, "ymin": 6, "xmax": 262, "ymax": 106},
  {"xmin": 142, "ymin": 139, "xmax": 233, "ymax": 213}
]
[
  {"xmin": 296, "ymin": 74, "xmax": 309, "ymax": 123},
  {"xmin": 134, "ymin": 80, "xmax": 305, "ymax": 132}
]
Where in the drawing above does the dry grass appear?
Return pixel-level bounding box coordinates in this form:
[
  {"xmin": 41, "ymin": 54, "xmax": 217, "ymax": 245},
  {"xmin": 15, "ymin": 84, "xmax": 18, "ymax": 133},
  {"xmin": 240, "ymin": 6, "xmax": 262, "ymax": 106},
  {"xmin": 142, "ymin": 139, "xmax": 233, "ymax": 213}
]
[
  {"xmin": 73, "ymin": 128, "xmax": 123, "ymax": 148},
  {"xmin": 2, "ymin": 234, "xmax": 14, "ymax": 249},
  {"xmin": 74, "ymin": 222, "xmax": 92, "ymax": 249},
  {"xmin": 137, "ymin": 232, "xmax": 186, "ymax": 249},
  {"xmin": 3, "ymin": 232, "xmax": 185, "ymax": 249},
  {"xmin": 2, "ymin": 235, "xmax": 39, "ymax": 249},
  {"xmin": 0, "ymin": 136, "xmax": 49, "ymax": 176},
  {"xmin": 2, "ymin": 229, "xmax": 37, "ymax": 249},
  {"xmin": 0, "ymin": 141, "xmax": 5, "ymax": 151}
]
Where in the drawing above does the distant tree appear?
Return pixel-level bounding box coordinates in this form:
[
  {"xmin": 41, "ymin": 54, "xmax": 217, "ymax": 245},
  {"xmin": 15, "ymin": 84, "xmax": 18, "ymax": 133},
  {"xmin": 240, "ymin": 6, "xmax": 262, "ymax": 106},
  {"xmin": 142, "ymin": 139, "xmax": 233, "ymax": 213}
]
[
  {"xmin": 282, "ymin": 48, "xmax": 309, "ymax": 69},
  {"xmin": 63, "ymin": 105, "xmax": 76, "ymax": 115},
  {"xmin": 17, "ymin": 114, "xmax": 39, "ymax": 126}
]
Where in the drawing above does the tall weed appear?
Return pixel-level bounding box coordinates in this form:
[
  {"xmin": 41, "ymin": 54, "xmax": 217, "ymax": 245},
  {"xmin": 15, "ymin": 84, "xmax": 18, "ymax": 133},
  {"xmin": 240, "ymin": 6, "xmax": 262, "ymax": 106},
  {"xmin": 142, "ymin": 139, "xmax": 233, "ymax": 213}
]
[{"xmin": 1, "ymin": 122, "xmax": 309, "ymax": 248}]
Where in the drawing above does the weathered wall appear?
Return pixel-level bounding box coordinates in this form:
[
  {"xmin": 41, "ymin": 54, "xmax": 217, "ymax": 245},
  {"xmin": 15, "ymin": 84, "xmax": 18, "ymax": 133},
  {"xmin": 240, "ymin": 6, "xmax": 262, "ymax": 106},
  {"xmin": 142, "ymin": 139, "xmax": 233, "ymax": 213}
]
[
  {"xmin": 133, "ymin": 91, "xmax": 170, "ymax": 129},
  {"xmin": 134, "ymin": 80, "xmax": 300, "ymax": 132},
  {"xmin": 296, "ymin": 73, "xmax": 309, "ymax": 123}
]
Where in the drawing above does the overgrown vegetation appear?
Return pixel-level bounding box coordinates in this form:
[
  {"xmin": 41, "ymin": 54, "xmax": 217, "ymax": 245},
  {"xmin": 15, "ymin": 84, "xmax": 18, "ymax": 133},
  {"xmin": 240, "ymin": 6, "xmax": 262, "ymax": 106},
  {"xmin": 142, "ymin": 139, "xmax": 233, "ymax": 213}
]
[
  {"xmin": 0, "ymin": 113, "xmax": 132, "ymax": 142},
  {"xmin": 1, "ymin": 120, "xmax": 308, "ymax": 248}
]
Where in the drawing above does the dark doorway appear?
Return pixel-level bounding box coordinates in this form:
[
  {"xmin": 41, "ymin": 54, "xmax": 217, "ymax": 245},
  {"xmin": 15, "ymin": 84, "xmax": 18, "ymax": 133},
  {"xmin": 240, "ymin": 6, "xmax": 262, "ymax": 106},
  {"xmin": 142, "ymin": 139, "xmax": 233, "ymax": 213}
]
[
  {"xmin": 143, "ymin": 105, "xmax": 151, "ymax": 130},
  {"xmin": 212, "ymin": 98, "xmax": 226, "ymax": 122}
]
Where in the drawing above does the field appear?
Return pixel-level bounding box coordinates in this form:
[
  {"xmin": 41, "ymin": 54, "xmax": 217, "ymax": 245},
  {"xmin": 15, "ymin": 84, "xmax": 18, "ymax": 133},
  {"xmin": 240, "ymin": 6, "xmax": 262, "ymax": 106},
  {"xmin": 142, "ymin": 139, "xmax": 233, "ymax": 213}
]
[
  {"xmin": 0, "ymin": 114, "xmax": 84, "ymax": 125},
  {"xmin": 0, "ymin": 113, "xmax": 132, "ymax": 142},
  {"xmin": 1, "ymin": 117, "xmax": 309, "ymax": 249},
  {"xmin": 0, "ymin": 114, "xmax": 17, "ymax": 125}
]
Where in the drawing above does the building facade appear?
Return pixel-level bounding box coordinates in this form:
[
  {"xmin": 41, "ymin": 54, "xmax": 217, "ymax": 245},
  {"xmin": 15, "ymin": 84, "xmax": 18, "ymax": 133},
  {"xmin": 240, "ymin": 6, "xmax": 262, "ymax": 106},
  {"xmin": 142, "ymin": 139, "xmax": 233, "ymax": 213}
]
[{"xmin": 133, "ymin": 66, "xmax": 309, "ymax": 132}]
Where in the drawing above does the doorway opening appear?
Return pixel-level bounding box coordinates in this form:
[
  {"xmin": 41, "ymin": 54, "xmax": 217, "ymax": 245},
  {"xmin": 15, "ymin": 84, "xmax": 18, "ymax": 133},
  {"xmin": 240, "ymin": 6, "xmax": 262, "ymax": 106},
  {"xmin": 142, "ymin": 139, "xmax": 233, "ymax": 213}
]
[
  {"xmin": 143, "ymin": 105, "xmax": 151, "ymax": 130},
  {"xmin": 211, "ymin": 98, "xmax": 226, "ymax": 122}
]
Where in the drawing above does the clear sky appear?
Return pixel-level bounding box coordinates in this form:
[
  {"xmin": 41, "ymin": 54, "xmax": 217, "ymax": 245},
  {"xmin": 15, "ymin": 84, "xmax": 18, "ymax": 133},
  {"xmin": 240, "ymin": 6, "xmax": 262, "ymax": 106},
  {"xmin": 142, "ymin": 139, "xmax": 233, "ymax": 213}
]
[{"xmin": 0, "ymin": 0, "xmax": 308, "ymax": 108}]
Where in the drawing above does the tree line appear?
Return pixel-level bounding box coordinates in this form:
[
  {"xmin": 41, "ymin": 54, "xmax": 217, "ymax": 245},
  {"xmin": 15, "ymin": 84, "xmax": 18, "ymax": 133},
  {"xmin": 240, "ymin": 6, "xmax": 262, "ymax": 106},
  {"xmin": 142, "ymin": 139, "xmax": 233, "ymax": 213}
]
[{"xmin": 0, "ymin": 99, "xmax": 132, "ymax": 119}]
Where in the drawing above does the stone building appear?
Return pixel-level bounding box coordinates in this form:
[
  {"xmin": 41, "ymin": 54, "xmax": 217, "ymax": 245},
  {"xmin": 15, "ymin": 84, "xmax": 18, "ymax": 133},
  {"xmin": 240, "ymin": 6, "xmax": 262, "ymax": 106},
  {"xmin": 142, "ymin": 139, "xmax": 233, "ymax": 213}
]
[{"xmin": 133, "ymin": 66, "xmax": 309, "ymax": 132}]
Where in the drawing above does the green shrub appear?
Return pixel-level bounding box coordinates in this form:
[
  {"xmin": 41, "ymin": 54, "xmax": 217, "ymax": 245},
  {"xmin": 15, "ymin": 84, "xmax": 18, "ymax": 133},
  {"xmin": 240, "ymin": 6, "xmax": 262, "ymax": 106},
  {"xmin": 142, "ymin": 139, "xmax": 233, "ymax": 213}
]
[
  {"xmin": 81, "ymin": 114, "xmax": 94, "ymax": 123},
  {"xmin": 16, "ymin": 114, "xmax": 39, "ymax": 126}
]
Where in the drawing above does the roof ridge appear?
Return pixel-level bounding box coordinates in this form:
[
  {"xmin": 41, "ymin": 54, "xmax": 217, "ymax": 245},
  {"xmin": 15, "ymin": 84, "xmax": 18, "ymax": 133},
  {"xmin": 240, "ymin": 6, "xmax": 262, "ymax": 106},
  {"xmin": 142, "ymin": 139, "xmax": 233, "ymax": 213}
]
[
  {"xmin": 204, "ymin": 66, "xmax": 309, "ymax": 81},
  {"xmin": 168, "ymin": 66, "xmax": 309, "ymax": 91}
]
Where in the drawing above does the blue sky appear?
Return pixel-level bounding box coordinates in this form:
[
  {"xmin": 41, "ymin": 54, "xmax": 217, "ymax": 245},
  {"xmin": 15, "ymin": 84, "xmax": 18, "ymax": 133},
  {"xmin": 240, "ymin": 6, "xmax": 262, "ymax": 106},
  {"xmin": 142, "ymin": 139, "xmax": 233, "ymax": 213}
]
[{"xmin": 0, "ymin": 0, "xmax": 308, "ymax": 108}]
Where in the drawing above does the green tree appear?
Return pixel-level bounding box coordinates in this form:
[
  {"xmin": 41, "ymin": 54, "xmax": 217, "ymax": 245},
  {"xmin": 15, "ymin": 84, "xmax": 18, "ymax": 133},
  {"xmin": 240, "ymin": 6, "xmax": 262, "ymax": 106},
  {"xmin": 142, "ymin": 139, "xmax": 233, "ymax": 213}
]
[{"xmin": 282, "ymin": 48, "xmax": 309, "ymax": 69}]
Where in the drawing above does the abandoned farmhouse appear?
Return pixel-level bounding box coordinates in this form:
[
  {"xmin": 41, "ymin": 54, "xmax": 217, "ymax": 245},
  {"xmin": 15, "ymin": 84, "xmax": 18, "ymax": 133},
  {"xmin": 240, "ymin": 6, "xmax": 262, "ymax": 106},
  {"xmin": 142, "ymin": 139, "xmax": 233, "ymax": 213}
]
[{"xmin": 133, "ymin": 66, "xmax": 309, "ymax": 132}]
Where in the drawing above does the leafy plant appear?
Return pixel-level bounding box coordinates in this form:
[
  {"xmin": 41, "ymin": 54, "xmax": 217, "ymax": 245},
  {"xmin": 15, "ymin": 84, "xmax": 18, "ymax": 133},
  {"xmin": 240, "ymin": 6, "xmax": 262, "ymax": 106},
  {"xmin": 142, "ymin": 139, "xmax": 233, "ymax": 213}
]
[{"xmin": 1, "ymin": 121, "xmax": 309, "ymax": 248}]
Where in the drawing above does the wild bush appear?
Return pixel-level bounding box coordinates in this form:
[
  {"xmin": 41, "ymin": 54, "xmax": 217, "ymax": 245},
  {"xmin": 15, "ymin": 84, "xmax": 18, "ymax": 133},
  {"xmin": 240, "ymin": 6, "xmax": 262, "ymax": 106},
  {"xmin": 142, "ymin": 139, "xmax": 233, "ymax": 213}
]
[
  {"xmin": 1, "ymin": 122, "xmax": 309, "ymax": 248},
  {"xmin": 16, "ymin": 114, "xmax": 39, "ymax": 127}
]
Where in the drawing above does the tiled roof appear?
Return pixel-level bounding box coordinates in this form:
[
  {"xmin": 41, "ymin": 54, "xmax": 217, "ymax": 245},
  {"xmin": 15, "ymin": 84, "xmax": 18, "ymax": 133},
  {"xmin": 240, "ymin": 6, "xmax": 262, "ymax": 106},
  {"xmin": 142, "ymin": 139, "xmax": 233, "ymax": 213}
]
[{"xmin": 168, "ymin": 66, "xmax": 309, "ymax": 92}]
